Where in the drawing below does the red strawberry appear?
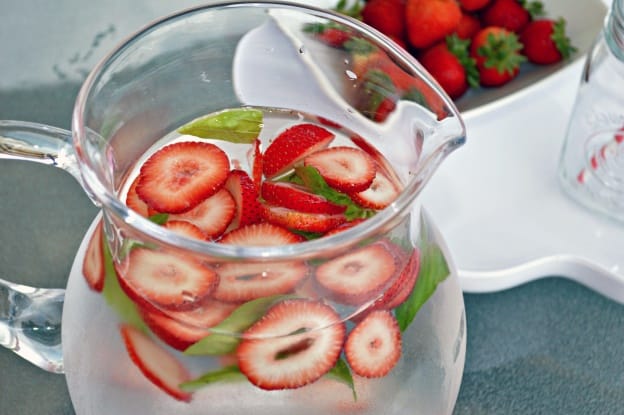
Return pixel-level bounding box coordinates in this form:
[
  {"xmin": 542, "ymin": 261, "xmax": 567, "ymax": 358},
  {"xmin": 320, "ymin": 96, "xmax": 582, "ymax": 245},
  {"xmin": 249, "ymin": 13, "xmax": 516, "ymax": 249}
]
[
  {"xmin": 263, "ymin": 123, "xmax": 335, "ymax": 179},
  {"xmin": 316, "ymin": 26, "xmax": 353, "ymax": 48},
  {"xmin": 520, "ymin": 18, "xmax": 576, "ymax": 65},
  {"xmin": 458, "ymin": 0, "xmax": 490, "ymax": 11},
  {"xmin": 247, "ymin": 138, "xmax": 264, "ymax": 191},
  {"xmin": 126, "ymin": 176, "xmax": 150, "ymax": 217},
  {"xmin": 372, "ymin": 97, "xmax": 397, "ymax": 122},
  {"xmin": 162, "ymin": 220, "xmax": 206, "ymax": 240},
  {"xmin": 405, "ymin": 0, "xmax": 462, "ymax": 49},
  {"xmin": 261, "ymin": 181, "xmax": 346, "ymax": 215},
  {"xmin": 361, "ymin": 0, "xmax": 406, "ymax": 40},
  {"xmin": 481, "ymin": 0, "xmax": 543, "ymax": 33},
  {"xmin": 323, "ymin": 218, "xmax": 366, "ymax": 236},
  {"xmin": 219, "ymin": 222, "xmax": 304, "ymax": 246},
  {"xmin": 314, "ymin": 242, "xmax": 397, "ymax": 305},
  {"xmin": 82, "ymin": 220, "xmax": 105, "ymax": 292},
  {"xmin": 224, "ymin": 169, "xmax": 262, "ymax": 230},
  {"xmin": 116, "ymin": 247, "xmax": 219, "ymax": 310},
  {"xmin": 119, "ymin": 324, "xmax": 193, "ymax": 402},
  {"xmin": 454, "ymin": 12, "xmax": 482, "ymax": 40},
  {"xmin": 169, "ymin": 188, "xmax": 235, "ymax": 240},
  {"xmin": 140, "ymin": 299, "xmax": 237, "ymax": 351},
  {"xmin": 471, "ymin": 26, "xmax": 525, "ymax": 87},
  {"xmin": 344, "ymin": 310, "xmax": 402, "ymax": 378},
  {"xmin": 368, "ymin": 248, "xmax": 420, "ymax": 312},
  {"xmin": 350, "ymin": 134, "xmax": 402, "ymax": 190},
  {"xmin": 136, "ymin": 141, "xmax": 229, "ymax": 214},
  {"xmin": 261, "ymin": 204, "xmax": 347, "ymax": 234},
  {"xmin": 304, "ymin": 146, "xmax": 376, "ymax": 193},
  {"xmin": 236, "ymin": 299, "xmax": 345, "ymax": 390},
  {"xmin": 418, "ymin": 35, "xmax": 479, "ymax": 99},
  {"xmin": 349, "ymin": 170, "xmax": 400, "ymax": 210},
  {"xmin": 212, "ymin": 260, "xmax": 309, "ymax": 303}
]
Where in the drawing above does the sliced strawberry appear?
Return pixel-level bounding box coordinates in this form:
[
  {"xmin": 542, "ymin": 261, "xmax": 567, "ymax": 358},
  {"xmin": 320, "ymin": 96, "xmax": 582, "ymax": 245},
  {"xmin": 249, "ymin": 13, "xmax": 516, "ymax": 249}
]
[
  {"xmin": 261, "ymin": 181, "xmax": 346, "ymax": 215},
  {"xmin": 136, "ymin": 141, "xmax": 230, "ymax": 214},
  {"xmin": 323, "ymin": 218, "xmax": 366, "ymax": 236},
  {"xmin": 304, "ymin": 146, "xmax": 376, "ymax": 193},
  {"xmin": 140, "ymin": 299, "xmax": 238, "ymax": 351},
  {"xmin": 163, "ymin": 220, "xmax": 206, "ymax": 240},
  {"xmin": 116, "ymin": 247, "xmax": 219, "ymax": 310},
  {"xmin": 247, "ymin": 138, "xmax": 264, "ymax": 191},
  {"xmin": 349, "ymin": 170, "xmax": 400, "ymax": 210},
  {"xmin": 263, "ymin": 123, "xmax": 335, "ymax": 178},
  {"xmin": 261, "ymin": 204, "xmax": 347, "ymax": 233},
  {"xmin": 314, "ymin": 242, "xmax": 397, "ymax": 305},
  {"xmin": 236, "ymin": 299, "xmax": 345, "ymax": 390},
  {"xmin": 220, "ymin": 222, "xmax": 304, "ymax": 246},
  {"xmin": 119, "ymin": 324, "xmax": 193, "ymax": 402},
  {"xmin": 344, "ymin": 310, "xmax": 402, "ymax": 378},
  {"xmin": 213, "ymin": 261, "xmax": 309, "ymax": 303},
  {"xmin": 82, "ymin": 220, "xmax": 105, "ymax": 292},
  {"xmin": 224, "ymin": 169, "xmax": 262, "ymax": 230},
  {"xmin": 126, "ymin": 176, "xmax": 150, "ymax": 217},
  {"xmin": 169, "ymin": 188, "xmax": 235, "ymax": 239},
  {"xmin": 384, "ymin": 249, "xmax": 420, "ymax": 309}
]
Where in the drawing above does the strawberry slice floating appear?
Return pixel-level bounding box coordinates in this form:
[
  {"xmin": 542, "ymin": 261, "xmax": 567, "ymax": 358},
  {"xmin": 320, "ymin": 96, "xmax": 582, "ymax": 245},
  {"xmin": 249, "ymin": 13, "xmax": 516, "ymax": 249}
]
[
  {"xmin": 304, "ymin": 146, "xmax": 376, "ymax": 193},
  {"xmin": 82, "ymin": 220, "xmax": 105, "ymax": 292},
  {"xmin": 120, "ymin": 324, "xmax": 193, "ymax": 402},
  {"xmin": 261, "ymin": 204, "xmax": 347, "ymax": 234},
  {"xmin": 261, "ymin": 181, "xmax": 346, "ymax": 215},
  {"xmin": 344, "ymin": 309, "xmax": 402, "ymax": 378},
  {"xmin": 349, "ymin": 170, "xmax": 400, "ymax": 210},
  {"xmin": 314, "ymin": 242, "xmax": 397, "ymax": 305},
  {"xmin": 140, "ymin": 299, "xmax": 238, "ymax": 351},
  {"xmin": 212, "ymin": 261, "xmax": 309, "ymax": 303},
  {"xmin": 116, "ymin": 247, "xmax": 219, "ymax": 310},
  {"xmin": 126, "ymin": 176, "xmax": 150, "ymax": 217},
  {"xmin": 224, "ymin": 169, "xmax": 263, "ymax": 230},
  {"xmin": 163, "ymin": 220, "xmax": 207, "ymax": 241},
  {"xmin": 263, "ymin": 123, "xmax": 335, "ymax": 179},
  {"xmin": 136, "ymin": 141, "xmax": 230, "ymax": 214},
  {"xmin": 169, "ymin": 188, "xmax": 235, "ymax": 240},
  {"xmin": 236, "ymin": 299, "xmax": 345, "ymax": 390},
  {"xmin": 220, "ymin": 222, "xmax": 304, "ymax": 246}
]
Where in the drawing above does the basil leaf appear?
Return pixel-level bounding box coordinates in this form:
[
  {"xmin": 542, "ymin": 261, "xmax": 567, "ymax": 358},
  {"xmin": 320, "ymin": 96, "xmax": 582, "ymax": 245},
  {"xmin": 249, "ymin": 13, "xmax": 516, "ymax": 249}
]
[
  {"xmin": 295, "ymin": 165, "xmax": 376, "ymax": 221},
  {"xmin": 177, "ymin": 108, "xmax": 263, "ymax": 144},
  {"xmin": 179, "ymin": 365, "xmax": 245, "ymax": 392},
  {"xmin": 148, "ymin": 213, "xmax": 168, "ymax": 225},
  {"xmin": 184, "ymin": 294, "xmax": 297, "ymax": 356},
  {"xmin": 395, "ymin": 244, "xmax": 450, "ymax": 332},
  {"xmin": 325, "ymin": 358, "xmax": 357, "ymax": 401}
]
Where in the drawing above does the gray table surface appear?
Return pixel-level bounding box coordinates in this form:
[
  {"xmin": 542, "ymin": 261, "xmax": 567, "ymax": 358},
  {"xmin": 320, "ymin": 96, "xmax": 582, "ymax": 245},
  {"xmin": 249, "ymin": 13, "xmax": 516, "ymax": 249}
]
[{"xmin": 1, "ymin": 1, "xmax": 623, "ymax": 414}]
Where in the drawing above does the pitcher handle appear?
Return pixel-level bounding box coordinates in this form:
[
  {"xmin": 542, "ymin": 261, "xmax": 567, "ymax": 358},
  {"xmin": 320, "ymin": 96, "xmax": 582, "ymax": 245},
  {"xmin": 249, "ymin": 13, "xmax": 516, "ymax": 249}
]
[{"xmin": 0, "ymin": 120, "xmax": 92, "ymax": 374}]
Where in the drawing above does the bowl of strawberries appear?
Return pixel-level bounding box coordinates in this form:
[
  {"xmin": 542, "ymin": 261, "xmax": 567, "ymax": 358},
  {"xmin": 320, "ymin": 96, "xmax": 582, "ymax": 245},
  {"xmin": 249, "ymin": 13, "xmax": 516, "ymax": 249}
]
[{"xmin": 309, "ymin": 0, "xmax": 608, "ymax": 118}]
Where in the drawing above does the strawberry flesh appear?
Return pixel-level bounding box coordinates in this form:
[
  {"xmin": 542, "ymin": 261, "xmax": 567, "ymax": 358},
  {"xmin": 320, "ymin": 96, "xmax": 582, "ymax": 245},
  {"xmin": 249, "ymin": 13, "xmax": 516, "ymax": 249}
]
[
  {"xmin": 116, "ymin": 247, "xmax": 219, "ymax": 310},
  {"xmin": 168, "ymin": 188, "xmax": 235, "ymax": 240},
  {"xmin": 82, "ymin": 220, "xmax": 105, "ymax": 292},
  {"xmin": 261, "ymin": 181, "xmax": 346, "ymax": 215},
  {"xmin": 219, "ymin": 222, "xmax": 304, "ymax": 246},
  {"xmin": 261, "ymin": 204, "xmax": 347, "ymax": 234},
  {"xmin": 263, "ymin": 123, "xmax": 335, "ymax": 179},
  {"xmin": 344, "ymin": 310, "xmax": 402, "ymax": 378},
  {"xmin": 224, "ymin": 169, "xmax": 263, "ymax": 230},
  {"xmin": 163, "ymin": 220, "xmax": 207, "ymax": 240},
  {"xmin": 314, "ymin": 242, "xmax": 397, "ymax": 305},
  {"xmin": 304, "ymin": 146, "xmax": 376, "ymax": 193},
  {"xmin": 236, "ymin": 299, "xmax": 345, "ymax": 390},
  {"xmin": 349, "ymin": 170, "xmax": 400, "ymax": 210},
  {"xmin": 136, "ymin": 141, "xmax": 229, "ymax": 214},
  {"xmin": 120, "ymin": 324, "xmax": 193, "ymax": 402}
]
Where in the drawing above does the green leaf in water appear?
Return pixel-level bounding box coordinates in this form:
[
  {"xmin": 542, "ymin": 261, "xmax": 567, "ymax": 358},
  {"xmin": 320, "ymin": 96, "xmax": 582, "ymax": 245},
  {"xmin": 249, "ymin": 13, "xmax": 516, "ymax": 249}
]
[
  {"xmin": 177, "ymin": 108, "xmax": 263, "ymax": 144},
  {"xmin": 295, "ymin": 165, "xmax": 376, "ymax": 221},
  {"xmin": 325, "ymin": 357, "xmax": 357, "ymax": 401},
  {"xmin": 101, "ymin": 230, "xmax": 147, "ymax": 331},
  {"xmin": 148, "ymin": 213, "xmax": 169, "ymax": 225},
  {"xmin": 179, "ymin": 365, "xmax": 246, "ymax": 392},
  {"xmin": 184, "ymin": 294, "xmax": 297, "ymax": 356},
  {"xmin": 394, "ymin": 244, "xmax": 450, "ymax": 332}
]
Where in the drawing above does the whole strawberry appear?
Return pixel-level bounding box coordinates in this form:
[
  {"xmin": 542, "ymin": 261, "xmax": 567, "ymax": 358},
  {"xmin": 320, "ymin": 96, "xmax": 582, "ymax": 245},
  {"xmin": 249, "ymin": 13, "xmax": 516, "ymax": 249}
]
[
  {"xmin": 481, "ymin": 0, "xmax": 544, "ymax": 34},
  {"xmin": 454, "ymin": 12, "xmax": 482, "ymax": 40},
  {"xmin": 520, "ymin": 18, "xmax": 576, "ymax": 65},
  {"xmin": 405, "ymin": 0, "xmax": 462, "ymax": 49},
  {"xmin": 361, "ymin": 0, "xmax": 406, "ymax": 40},
  {"xmin": 419, "ymin": 35, "xmax": 479, "ymax": 99},
  {"xmin": 471, "ymin": 26, "xmax": 526, "ymax": 87}
]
